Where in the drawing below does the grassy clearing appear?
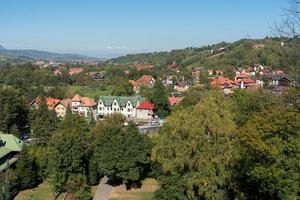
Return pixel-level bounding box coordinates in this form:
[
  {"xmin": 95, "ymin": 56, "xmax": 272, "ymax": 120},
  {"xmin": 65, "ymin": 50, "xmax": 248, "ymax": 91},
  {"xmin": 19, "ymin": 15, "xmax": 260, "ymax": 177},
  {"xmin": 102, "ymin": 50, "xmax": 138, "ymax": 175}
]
[
  {"xmin": 109, "ymin": 178, "xmax": 159, "ymax": 200},
  {"xmin": 68, "ymin": 85, "xmax": 114, "ymax": 98},
  {"xmin": 15, "ymin": 181, "xmax": 64, "ymax": 200}
]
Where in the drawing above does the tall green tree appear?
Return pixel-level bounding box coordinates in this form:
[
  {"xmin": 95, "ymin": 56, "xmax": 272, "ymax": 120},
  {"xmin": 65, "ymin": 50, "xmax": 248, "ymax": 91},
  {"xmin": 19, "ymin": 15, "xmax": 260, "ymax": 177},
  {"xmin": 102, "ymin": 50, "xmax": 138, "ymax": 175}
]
[
  {"xmin": 151, "ymin": 80, "xmax": 170, "ymax": 117},
  {"xmin": 94, "ymin": 115, "xmax": 151, "ymax": 185},
  {"xmin": 231, "ymin": 89, "xmax": 275, "ymax": 127},
  {"xmin": 0, "ymin": 88, "xmax": 28, "ymax": 134},
  {"xmin": 234, "ymin": 106, "xmax": 300, "ymax": 200},
  {"xmin": 29, "ymin": 98, "xmax": 58, "ymax": 144},
  {"xmin": 152, "ymin": 92, "xmax": 236, "ymax": 199},
  {"xmin": 15, "ymin": 146, "xmax": 39, "ymax": 190},
  {"xmin": 48, "ymin": 113, "xmax": 90, "ymax": 195}
]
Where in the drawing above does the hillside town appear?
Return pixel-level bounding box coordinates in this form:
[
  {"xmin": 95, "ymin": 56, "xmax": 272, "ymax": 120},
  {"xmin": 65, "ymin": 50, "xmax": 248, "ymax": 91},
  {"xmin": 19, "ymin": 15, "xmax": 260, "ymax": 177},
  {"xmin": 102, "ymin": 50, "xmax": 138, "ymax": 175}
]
[{"xmin": 1, "ymin": 0, "xmax": 300, "ymax": 199}]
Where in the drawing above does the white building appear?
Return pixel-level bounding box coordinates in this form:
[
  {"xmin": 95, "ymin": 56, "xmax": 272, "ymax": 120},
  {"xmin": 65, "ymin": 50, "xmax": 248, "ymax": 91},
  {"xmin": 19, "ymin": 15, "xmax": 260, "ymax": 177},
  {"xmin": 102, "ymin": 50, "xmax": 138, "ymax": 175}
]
[{"xmin": 97, "ymin": 96, "xmax": 144, "ymax": 119}]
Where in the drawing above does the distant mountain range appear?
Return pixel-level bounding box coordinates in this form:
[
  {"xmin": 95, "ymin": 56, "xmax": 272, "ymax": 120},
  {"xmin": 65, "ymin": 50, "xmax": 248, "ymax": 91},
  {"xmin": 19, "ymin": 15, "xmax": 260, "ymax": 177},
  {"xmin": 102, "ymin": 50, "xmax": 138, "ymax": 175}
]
[{"xmin": 0, "ymin": 45, "xmax": 99, "ymax": 62}]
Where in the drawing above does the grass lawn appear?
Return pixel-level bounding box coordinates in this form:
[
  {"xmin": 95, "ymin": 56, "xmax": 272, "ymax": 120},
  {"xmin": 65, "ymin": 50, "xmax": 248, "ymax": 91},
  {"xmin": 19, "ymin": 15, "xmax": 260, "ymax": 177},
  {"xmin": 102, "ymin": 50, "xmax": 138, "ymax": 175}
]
[
  {"xmin": 68, "ymin": 85, "xmax": 114, "ymax": 98},
  {"xmin": 109, "ymin": 178, "xmax": 159, "ymax": 200},
  {"xmin": 15, "ymin": 181, "xmax": 64, "ymax": 200}
]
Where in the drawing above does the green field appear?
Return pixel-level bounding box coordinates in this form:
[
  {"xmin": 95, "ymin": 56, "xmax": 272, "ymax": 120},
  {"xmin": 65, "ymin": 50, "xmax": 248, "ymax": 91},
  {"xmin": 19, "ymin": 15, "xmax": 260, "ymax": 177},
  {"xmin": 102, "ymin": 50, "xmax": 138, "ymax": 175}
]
[
  {"xmin": 68, "ymin": 85, "xmax": 114, "ymax": 98},
  {"xmin": 15, "ymin": 181, "xmax": 64, "ymax": 200},
  {"xmin": 109, "ymin": 178, "xmax": 158, "ymax": 200}
]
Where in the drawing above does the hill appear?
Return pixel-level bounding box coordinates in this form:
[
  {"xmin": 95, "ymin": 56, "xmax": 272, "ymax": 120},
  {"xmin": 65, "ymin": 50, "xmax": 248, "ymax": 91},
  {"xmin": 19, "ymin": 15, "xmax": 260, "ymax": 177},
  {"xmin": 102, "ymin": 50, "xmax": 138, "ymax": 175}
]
[
  {"xmin": 108, "ymin": 38, "xmax": 300, "ymax": 73},
  {"xmin": 0, "ymin": 46, "xmax": 97, "ymax": 62}
]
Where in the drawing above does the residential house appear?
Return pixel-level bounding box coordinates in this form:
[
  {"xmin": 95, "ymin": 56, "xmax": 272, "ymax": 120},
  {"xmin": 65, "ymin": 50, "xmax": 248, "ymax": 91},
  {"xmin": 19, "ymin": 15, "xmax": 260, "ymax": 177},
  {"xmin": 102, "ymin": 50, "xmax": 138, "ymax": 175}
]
[
  {"xmin": 192, "ymin": 67, "xmax": 202, "ymax": 82},
  {"xmin": 168, "ymin": 96, "xmax": 184, "ymax": 106},
  {"xmin": 163, "ymin": 75, "xmax": 175, "ymax": 86},
  {"xmin": 69, "ymin": 67, "xmax": 83, "ymax": 75},
  {"xmin": 97, "ymin": 96, "xmax": 144, "ymax": 118},
  {"xmin": 211, "ymin": 77, "xmax": 237, "ymax": 95},
  {"xmin": 136, "ymin": 101, "xmax": 155, "ymax": 120},
  {"xmin": 236, "ymin": 78, "xmax": 257, "ymax": 89},
  {"xmin": 135, "ymin": 64, "xmax": 153, "ymax": 71},
  {"xmin": 130, "ymin": 75, "xmax": 155, "ymax": 92},
  {"xmin": 0, "ymin": 133, "xmax": 24, "ymax": 172},
  {"xmin": 174, "ymin": 80, "xmax": 189, "ymax": 93},
  {"xmin": 266, "ymin": 74, "xmax": 294, "ymax": 87},
  {"xmin": 71, "ymin": 94, "xmax": 97, "ymax": 119},
  {"xmin": 167, "ymin": 62, "xmax": 177, "ymax": 69},
  {"xmin": 30, "ymin": 97, "xmax": 70, "ymax": 118},
  {"xmin": 87, "ymin": 71, "xmax": 105, "ymax": 81}
]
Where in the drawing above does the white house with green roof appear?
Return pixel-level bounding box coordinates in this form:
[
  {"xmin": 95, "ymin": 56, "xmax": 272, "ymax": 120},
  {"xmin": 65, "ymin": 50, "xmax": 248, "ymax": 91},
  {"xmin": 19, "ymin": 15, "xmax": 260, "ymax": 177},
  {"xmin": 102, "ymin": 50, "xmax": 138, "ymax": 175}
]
[
  {"xmin": 0, "ymin": 133, "xmax": 24, "ymax": 172},
  {"xmin": 97, "ymin": 96, "xmax": 144, "ymax": 118}
]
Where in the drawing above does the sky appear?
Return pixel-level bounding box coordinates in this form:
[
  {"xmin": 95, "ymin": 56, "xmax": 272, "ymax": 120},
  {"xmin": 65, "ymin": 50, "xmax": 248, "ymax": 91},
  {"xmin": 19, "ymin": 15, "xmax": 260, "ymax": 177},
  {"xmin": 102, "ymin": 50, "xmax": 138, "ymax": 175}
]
[{"xmin": 0, "ymin": 0, "xmax": 289, "ymax": 58}]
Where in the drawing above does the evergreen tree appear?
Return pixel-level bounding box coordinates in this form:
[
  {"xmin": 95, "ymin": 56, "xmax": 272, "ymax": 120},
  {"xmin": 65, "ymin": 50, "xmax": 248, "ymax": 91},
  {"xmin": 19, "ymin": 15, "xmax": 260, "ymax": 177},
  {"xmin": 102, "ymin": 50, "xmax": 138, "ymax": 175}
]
[
  {"xmin": 15, "ymin": 146, "xmax": 39, "ymax": 190},
  {"xmin": 48, "ymin": 112, "xmax": 90, "ymax": 195},
  {"xmin": 151, "ymin": 80, "xmax": 170, "ymax": 117},
  {"xmin": 29, "ymin": 98, "xmax": 58, "ymax": 144}
]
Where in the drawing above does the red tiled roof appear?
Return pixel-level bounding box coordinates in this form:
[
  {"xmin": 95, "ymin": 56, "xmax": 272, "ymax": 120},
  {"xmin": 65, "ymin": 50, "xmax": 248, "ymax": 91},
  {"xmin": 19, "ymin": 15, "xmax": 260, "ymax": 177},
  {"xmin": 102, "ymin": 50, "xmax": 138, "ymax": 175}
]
[
  {"xmin": 136, "ymin": 75, "xmax": 154, "ymax": 85},
  {"xmin": 72, "ymin": 94, "xmax": 82, "ymax": 101},
  {"xmin": 137, "ymin": 101, "xmax": 155, "ymax": 110},
  {"xmin": 168, "ymin": 96, "xmax": 184, "ymax": 106},
  {"xmin": 80, "ymin": 97, "xmax": 97, "ymax": 107},
  {"xmin": 211, "ymin": 77, "xmax": 236, "ymax": 88},
  {"xmin": 69, "ymin": 67, "xmax": 83, "ymax": 75}
]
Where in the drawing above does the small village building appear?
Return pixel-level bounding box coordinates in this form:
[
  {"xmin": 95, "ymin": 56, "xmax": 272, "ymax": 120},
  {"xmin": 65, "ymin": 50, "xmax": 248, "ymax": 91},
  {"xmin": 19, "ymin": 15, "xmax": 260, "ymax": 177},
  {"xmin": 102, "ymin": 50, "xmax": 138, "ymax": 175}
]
[
  {"xmin": 71, "ymin": 94, "xmax": 97, "ymax": 119},
  {"xmin": 136, "ymin": 101, "xmax": 155, "ymax": 120},
  {"xmin": 174, "ymin": 80, "xmax": 189, "ymax": 93},
  {"xmin": 211, "ymin": 77, "xmax": 237, "ymax": 95},
  {"xmin": 69, "ymin": 67, "xmax": 83, "ymax": 75},
  {"xmin": 97, "ymin": 96, "xmax": 144, "ymax": 118},
  {"xmin": 0, "ymin": 133, "xmax": 24, "ymax": 172},
  {"xmin": 130, "ymin": 75, "xmax": 155, "ymax": 92}
]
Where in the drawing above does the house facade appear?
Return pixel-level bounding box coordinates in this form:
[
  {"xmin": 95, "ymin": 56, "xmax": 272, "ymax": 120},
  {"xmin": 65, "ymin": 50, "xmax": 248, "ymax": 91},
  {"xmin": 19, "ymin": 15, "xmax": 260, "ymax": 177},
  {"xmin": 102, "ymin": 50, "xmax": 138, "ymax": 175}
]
[
  {"xmin": 97, "ymin": 96, "xmax": 145, "ymax": 119},
  {"xmin": 71, "ymin": 94, "xmax": 97, "ymax": 119}
]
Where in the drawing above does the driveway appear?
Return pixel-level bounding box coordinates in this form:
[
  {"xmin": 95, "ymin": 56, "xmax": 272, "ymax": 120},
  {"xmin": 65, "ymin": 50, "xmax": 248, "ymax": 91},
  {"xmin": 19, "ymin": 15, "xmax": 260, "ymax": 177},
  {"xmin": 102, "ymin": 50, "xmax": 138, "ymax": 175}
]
[{"xmin": 93, "ymin": 176, "xmax": 113, "ymax": 200}]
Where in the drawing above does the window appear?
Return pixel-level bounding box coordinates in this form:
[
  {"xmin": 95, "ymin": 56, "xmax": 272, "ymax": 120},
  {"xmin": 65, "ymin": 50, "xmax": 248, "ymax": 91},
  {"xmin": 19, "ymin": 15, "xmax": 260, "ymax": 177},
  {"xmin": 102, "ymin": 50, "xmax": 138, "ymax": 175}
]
[
  {"xmin": 114, "ymin": 102, "xmax": 117, "ymax": 106},
  {"xmin": 114, "ymin": 108, "xmax": 116, "ymax": 112},
  {"xmin": 127, "ymin": 102, "xmax": 131, "ymax": 106},
  {"xmin": 127, "ymin": 108, "xmax": 131, "ymax": 112},
  {"xmin": 99, "ymin": 107, "xmax": 102, "ymax": 111}
]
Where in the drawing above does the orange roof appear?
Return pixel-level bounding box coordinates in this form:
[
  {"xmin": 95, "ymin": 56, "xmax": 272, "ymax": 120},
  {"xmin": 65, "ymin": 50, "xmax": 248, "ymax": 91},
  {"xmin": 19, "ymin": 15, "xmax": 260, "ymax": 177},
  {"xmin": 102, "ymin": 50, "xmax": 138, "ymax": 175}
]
[
  {"xmin": 129, "ymin": 80, "xmax": 137, "ymax": 86},
  {"xmin": 80, "ymin": 97, "xmax": 97, "ymax": 107},
  {"xmin": 46, "ymin": 98, "xmax": 60, "ymax": 110},
  {"xmin": 136, "ymin": 75, "xmax": 154, "ymax": 85},
  {"xmin": 69, "ymin": 67, "xmax": 83, "ymax": 75},
  {"xmin": 60, "ymin": 98, "xmax": 71, "ymax": 107},
  {"xmin": 211, "ymin": 77, "xmax": 236, "ymax": 88},
  {"xmin": 72, "ymin": 94, "xmax": 82, "ymax": 101},
  {"xmin": 168, "ymin": 96, "xmax": 184, "ymax": 106}
]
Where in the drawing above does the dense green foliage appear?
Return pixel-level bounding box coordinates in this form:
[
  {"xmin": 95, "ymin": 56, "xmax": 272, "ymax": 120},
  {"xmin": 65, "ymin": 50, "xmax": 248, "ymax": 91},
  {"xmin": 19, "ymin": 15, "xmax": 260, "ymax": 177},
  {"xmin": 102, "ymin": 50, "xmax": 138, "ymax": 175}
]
[
  {"xmin": 150, "ymin": 80, "xmax": 170, "ymax": 117},
  {"xmin": 47, "ymin": 113, "xmax": 91, "ymax": 196},
  {"xmin": 152, "ymin": 92, "xmax": 236, "ymax": 199},
  {"xmin": 94, "ymin": 115, "xmax": 152, "ymax": 185},
  {"xmin": 235, "ymin": 106, "xmax": 300, "ymax": 199}
]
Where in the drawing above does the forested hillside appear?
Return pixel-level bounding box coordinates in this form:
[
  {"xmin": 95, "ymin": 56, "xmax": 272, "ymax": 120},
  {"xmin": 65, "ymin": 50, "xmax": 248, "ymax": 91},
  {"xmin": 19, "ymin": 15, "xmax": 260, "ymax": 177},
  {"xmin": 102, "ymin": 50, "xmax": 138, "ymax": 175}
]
[{"xmin": 109, "ymin": 38, "xmax": 300, "ymax": 73}]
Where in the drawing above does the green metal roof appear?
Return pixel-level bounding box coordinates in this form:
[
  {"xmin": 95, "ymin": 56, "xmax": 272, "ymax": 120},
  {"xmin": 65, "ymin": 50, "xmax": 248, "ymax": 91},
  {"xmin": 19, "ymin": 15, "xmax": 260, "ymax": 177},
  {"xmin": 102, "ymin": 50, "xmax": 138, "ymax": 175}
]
[
  {"xmin": 98, "ymin": 96, "xmax": 144, "ymax": 107},
  {"xmin": 0, "ymin": 133, "xmax": 24, "ymax": 160}
]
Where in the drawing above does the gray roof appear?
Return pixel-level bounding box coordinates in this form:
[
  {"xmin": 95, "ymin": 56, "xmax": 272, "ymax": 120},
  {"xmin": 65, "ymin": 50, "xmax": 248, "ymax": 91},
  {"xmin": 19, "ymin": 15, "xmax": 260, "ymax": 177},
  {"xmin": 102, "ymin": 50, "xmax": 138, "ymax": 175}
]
[{"xmin": 98, "ymin": 96, "xmax": 144, "ymax": 107}]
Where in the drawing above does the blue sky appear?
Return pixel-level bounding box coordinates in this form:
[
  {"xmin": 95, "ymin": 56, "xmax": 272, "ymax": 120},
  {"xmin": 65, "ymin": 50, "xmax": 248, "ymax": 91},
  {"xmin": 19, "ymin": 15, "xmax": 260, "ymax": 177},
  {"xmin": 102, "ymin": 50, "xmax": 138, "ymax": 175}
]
[{"xmin": 0, "ymin": 0, "xmax": 289, "ymax": 58}]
